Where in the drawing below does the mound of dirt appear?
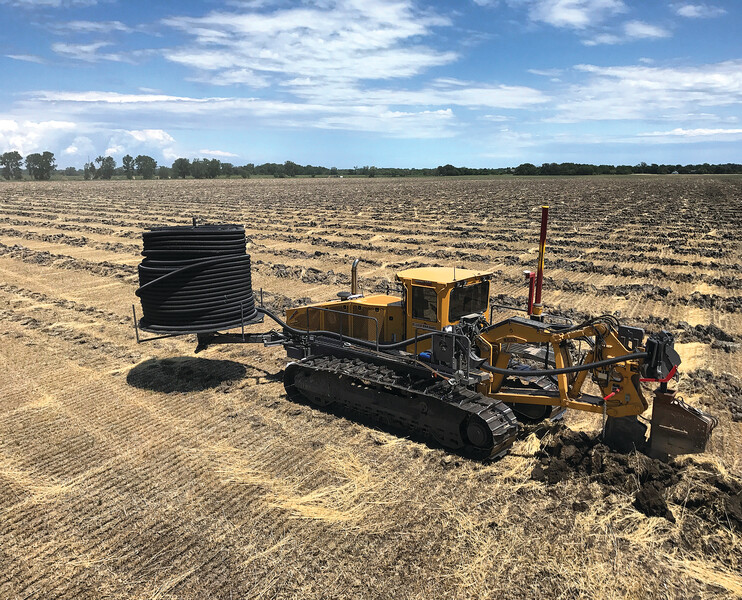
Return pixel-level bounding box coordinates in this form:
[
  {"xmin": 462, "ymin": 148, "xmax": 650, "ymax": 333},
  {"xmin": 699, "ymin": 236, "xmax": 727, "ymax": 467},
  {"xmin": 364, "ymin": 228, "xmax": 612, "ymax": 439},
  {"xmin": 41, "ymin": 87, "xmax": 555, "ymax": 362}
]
[
  {"xmin": 531, "ymin": 425, "xmax": 741, "ymax": 529},
  {"xmin": 680, "ymin": 369, "xmax": 742, "ymax": 422}
]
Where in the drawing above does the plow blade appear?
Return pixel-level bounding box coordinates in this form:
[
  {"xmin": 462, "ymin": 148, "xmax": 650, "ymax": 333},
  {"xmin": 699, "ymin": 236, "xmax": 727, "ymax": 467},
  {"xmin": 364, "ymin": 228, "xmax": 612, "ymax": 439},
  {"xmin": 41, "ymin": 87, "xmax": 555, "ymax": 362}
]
[{"xmin": 648, "ymin": 390, "xmax": 718, "ymax": 460}]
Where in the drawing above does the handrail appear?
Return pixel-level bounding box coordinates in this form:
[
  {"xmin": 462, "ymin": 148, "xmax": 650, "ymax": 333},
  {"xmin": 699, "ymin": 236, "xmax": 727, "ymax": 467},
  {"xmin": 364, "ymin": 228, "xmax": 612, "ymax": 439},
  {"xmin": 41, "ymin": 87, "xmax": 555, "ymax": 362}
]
[{"xmin": 303, "ymin": 305, "xmax": 381, "ymax": 351}]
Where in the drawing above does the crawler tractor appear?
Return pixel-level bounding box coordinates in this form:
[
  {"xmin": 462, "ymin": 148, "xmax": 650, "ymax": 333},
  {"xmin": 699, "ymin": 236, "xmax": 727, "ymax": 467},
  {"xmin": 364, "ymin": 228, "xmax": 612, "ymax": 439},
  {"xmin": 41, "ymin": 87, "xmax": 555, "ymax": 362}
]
[{"xmin": 133, "ymin": 208, "xmax": 716, "ymax": 460}]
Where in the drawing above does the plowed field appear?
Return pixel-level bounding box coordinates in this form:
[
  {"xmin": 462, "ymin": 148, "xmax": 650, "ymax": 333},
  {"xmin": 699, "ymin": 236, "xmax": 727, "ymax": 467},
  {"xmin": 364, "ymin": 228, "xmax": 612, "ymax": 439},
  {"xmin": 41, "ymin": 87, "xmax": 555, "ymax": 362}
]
[{"xmin": 0, "ymin": 176, "xmax": 740, "ymax": 599}]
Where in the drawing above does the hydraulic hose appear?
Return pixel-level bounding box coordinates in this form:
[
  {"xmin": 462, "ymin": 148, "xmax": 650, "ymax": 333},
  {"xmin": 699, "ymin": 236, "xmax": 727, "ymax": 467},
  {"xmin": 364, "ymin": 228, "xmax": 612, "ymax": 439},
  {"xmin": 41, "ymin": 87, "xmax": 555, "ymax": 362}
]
[
  {"xmin": 258, "ymin": 307, "xmax": 648, "ymax": 377},
  {"xmin": 480, "ymin": 352, "xmax": 648, "ymax": 377},
  {"xmin": 258, "ymin": 307, "xmax": 436, "ymax": 350}
]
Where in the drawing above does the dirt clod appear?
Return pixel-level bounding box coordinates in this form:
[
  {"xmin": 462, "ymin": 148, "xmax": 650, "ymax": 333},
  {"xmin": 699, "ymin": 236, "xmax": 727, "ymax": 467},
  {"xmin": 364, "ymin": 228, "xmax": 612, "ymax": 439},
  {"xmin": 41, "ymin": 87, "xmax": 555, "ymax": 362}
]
[
  {"xmin": 634, "ymin": 482, "xmax": 675, "ymax": 522},
  {"xmin": 531, "ymin": 425, "xmax": 741, "ymax": 529}
]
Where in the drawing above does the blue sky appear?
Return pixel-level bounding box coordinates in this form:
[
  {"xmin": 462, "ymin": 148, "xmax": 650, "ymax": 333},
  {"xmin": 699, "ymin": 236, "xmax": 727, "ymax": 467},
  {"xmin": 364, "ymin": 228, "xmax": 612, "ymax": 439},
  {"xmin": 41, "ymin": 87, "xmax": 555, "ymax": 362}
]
[{"xmin": 0, "ymin": 0, "xmax": 740, "ymax": 168}]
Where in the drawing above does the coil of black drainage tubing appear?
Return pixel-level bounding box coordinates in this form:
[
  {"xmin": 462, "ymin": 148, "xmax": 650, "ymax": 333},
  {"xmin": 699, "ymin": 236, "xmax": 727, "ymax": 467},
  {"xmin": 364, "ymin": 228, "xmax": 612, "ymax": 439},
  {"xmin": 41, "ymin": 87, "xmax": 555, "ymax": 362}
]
[{"xmin": 136, "ymin": 225, "xmax": 259, "ymax": 333}]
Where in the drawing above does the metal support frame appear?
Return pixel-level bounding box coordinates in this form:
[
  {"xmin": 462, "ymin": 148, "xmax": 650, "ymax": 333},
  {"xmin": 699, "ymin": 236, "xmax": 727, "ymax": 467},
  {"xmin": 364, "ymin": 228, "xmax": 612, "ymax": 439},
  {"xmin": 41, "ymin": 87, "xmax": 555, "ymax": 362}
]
[
  {"xmin": 413, "ymin": 326, "xmax": 472, "ymax": 382},
  {"xmin": 131, "ymin": 302, "xmax": 264, "ymax": 344}
]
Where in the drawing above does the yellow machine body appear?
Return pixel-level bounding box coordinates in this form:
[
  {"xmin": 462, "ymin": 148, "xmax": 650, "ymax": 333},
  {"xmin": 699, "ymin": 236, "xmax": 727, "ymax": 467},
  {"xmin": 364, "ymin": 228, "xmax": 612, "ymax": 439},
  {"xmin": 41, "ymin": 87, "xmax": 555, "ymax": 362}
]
[
  {"xmin": 285, "ymin": 265, "xmax": 653, "ymax": 419},
  {"xmin": 477, "ymin": 320, "xmax": 648, "ymax": 418},
  {"xmin": 286, "ymin": 293, "xmax": 404, "ymax": 344},
  {"xmin": 285, "ymin": 267, "xmax": 492, "ymax": 348}
]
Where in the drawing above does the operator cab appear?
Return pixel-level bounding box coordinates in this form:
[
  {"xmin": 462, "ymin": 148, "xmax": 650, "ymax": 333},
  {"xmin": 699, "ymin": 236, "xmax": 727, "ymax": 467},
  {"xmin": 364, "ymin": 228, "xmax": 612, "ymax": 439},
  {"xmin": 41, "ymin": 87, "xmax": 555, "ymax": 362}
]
[{"xmin": 395, "ymin": 267, "xmax": 493, "ymax": 341}]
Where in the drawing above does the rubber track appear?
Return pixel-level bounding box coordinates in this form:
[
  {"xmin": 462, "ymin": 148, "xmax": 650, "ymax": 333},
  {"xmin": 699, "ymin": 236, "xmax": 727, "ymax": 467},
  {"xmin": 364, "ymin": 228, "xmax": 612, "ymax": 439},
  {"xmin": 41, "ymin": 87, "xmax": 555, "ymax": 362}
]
[{"xmin": 284, "ymin": 355, "xmax": 519, "ymax": 460}]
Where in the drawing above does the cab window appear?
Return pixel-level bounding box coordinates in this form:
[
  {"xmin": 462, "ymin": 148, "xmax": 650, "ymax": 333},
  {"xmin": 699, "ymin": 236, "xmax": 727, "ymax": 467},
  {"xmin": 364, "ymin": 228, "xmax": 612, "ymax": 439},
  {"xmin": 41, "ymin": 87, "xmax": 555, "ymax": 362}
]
[
  {"xmin": 411, "ymin": 286, "xmax": 437, "ymax": 322},
  {"xmin": 449, "ymin": 281, "xmax": 489, "ymax": 322}
]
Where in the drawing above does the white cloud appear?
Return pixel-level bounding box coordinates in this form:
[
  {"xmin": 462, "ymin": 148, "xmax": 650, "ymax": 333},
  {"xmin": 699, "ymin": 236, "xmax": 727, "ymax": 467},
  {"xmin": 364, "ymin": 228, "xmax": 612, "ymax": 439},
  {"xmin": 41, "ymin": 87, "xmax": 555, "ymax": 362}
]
[
  {"xmin": 20, "ymin": 90, "xmax": 478, "ymax": 139},
  {"xmin": 525, "ymin": 0, "xmax": 626, "ymax": 29},
  {"xmin": 162, "ymin": 0, "xmax": 457, "ymax": 94},
  {"xmin": 0, "ymin": 119, "xmax": 77, "ymax": 155},
  {"xmin": 49, "ymin": 20, "xmax": 133, "ymax": 34},
  {"xmin": 551, "ymin": 60, "xmax": 742, "ymax": 122},
  {"xmin": 583, "ymin": 20, "xmax": 670, "ymax": 45},
  {"xmin": 10, "ymin": 1, "xmax": 545, "ymax": 141},
  {"xmin": 516, "ymin": 2, "xmax": 669, "ymax": 46},
  {"xmin": 0, "ymin": 0, "xmax": 98, "ymax": 6},
  {"xmin": 317, "ymin": 108, "xmax": 457, "ymax": 139},
  {"xmin": 5, "ymin": 54, "xmax": 45, "ymax": 63},
  {"xmin": 25, "ymin": 91, "xmax": 331, "ymax": 121},
  {"xmin": 288, "ymin": 78, "xmax": 550, "ymax": 110},
  {"xmin": 126, "ymin": 129, "xmax": 175, "ymax": 145},
  {"xmin": 623, "ymin": 20, "xmax": 670, "ymax": 39},
  {"xmin": 199, "ymin": 149, "xmax": 239, "ymax": 157},
  {"xmin": 0, "ymin": 118, "xmax": 180, "ymax": 166},
  {"xmin": 188, "ymin": 68, "xmax": 270, "ymax": 88},
  {"xmin": 582, "ymin": 33, "xmax": 622, "ymax": 45},
  {"xmin": 478, "ymin": 128, "xmax": 538, "ymax": 160},
  {"xmin": 25, "ymin": 81, "xmax": 548, "ymax": 123},
  {"xmin": 674, "ymin": 3, "xmax": 726, "ymax": 18},
  {"xmin": 104, "ymin": 143, "xmax": 125, "ymax": 156},
  {"xmin": 638, "ymin": 127, "xmax": 742, "ymax": 142},
  {"xmin": 51, "ymin": 41, "xmax": 130, "ymax": 63},
  {"xmin": 101, "ymin": 129, "xmax": 177, "ymax": 159},
  {"xmin": 63, "ymin": 135, "xmax": 94, "ymax": 156},
  {"xmin": 528, "ymin": 68, "xmax": 564, "ymax": 77},
  {"xmin": 31, "ymin": 91, "xmax": 206, "ymax": 104}
]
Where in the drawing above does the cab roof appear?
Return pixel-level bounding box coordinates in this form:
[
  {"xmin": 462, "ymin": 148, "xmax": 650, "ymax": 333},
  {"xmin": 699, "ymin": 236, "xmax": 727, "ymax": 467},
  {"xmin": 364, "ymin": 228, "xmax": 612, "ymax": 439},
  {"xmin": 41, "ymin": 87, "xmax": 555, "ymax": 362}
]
[{"xmin": 395, "ymin": 266, "xmax": 492, "ymax": 285}]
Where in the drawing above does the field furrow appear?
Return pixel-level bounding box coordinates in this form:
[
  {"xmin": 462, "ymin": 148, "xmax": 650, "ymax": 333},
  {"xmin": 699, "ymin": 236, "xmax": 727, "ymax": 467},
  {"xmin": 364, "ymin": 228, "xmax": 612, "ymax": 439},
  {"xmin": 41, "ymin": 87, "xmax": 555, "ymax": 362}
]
[{"xmin": 0, "ymin": 176, "xmax": 740, "ymax": 600}]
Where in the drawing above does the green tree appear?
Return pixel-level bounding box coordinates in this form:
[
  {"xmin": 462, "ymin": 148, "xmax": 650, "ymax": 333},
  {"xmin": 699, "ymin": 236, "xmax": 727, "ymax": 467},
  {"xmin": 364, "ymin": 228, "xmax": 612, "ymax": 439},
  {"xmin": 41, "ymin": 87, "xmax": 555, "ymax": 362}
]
[
  {"xmin": 157, "ymin": 165, "xmax": 171, "ymax": 179},
  {"xmin": 221, "ymin": 162, "xmax": 234, "ymax": 177},
  {"xmin": 436, "ymin": 164, "xmax": 459, "ymax": 176},
  {"xmin": 94, "ymin": 155, "xmax": 116, "ymax": 180},
  {"xmin": 172, "ymin": 157, "xmax": 190, "ymax": 178},
  {"xmin": 190, "ymin": 159, "xmax": 206, "ymax": 179},
  {"xmin": 284, "ymin": 160, "xmax": 299, "ymax": 177},
  {"xmin": 83, "ymin": 161, "xmax": 95, "ymax": 180},
  {"xmin": 25, "ymin": 151, "xmax": 56, "ymax": 180},
  {"xmin": 513, "ymin": 162, "xmax": 538, "ymax": 176},
  {"xmin": 135, "ymin": 154, "xmax": 157, "ymax": 180},
  {"xmin": 122, "ymin": 154, "xmax": 135, "ymax": 179},
  {"xmin": 205, "ymin": 158, "xmax": 221, "ymax": 179},
  {"xmin": 0, "ymin": 150, "xmax": 23, "ymax": 180}
]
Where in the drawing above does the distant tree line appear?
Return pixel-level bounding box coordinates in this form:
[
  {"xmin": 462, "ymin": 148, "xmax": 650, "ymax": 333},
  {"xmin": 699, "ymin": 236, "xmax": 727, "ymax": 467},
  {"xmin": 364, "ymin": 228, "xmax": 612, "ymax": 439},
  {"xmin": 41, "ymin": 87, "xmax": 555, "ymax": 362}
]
[
  {"xmin": 2, "ymin": 149, "xmax": 742, "ymax": 181},
  {"xmin": 505, "ymin": 162, "xmax": 742, "ymax": 176}
]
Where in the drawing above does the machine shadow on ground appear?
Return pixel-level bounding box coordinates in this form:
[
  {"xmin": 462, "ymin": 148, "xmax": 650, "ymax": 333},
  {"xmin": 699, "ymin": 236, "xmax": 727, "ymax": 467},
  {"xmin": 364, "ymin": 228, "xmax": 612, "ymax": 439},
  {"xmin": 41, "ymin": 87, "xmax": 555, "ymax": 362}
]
[{"xmin": 127, "ymin": 357, "xmax": 248, "ymax": 393}]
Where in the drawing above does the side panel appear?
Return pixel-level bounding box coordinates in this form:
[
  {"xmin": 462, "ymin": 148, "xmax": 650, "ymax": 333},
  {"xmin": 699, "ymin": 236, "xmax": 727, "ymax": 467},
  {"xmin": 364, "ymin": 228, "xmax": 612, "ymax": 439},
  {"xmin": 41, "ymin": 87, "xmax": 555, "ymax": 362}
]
[{"xmin": 285, "ymin": 296, "xmax": 404, "ymax": 343}]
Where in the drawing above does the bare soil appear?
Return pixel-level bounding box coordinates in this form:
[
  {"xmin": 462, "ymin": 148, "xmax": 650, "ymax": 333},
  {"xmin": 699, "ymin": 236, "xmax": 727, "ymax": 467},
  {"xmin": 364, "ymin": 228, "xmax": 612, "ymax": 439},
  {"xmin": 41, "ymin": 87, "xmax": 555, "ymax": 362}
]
[{"xmin": 0, "ymin": 176, "xmax": 740, "ymax": 599}]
